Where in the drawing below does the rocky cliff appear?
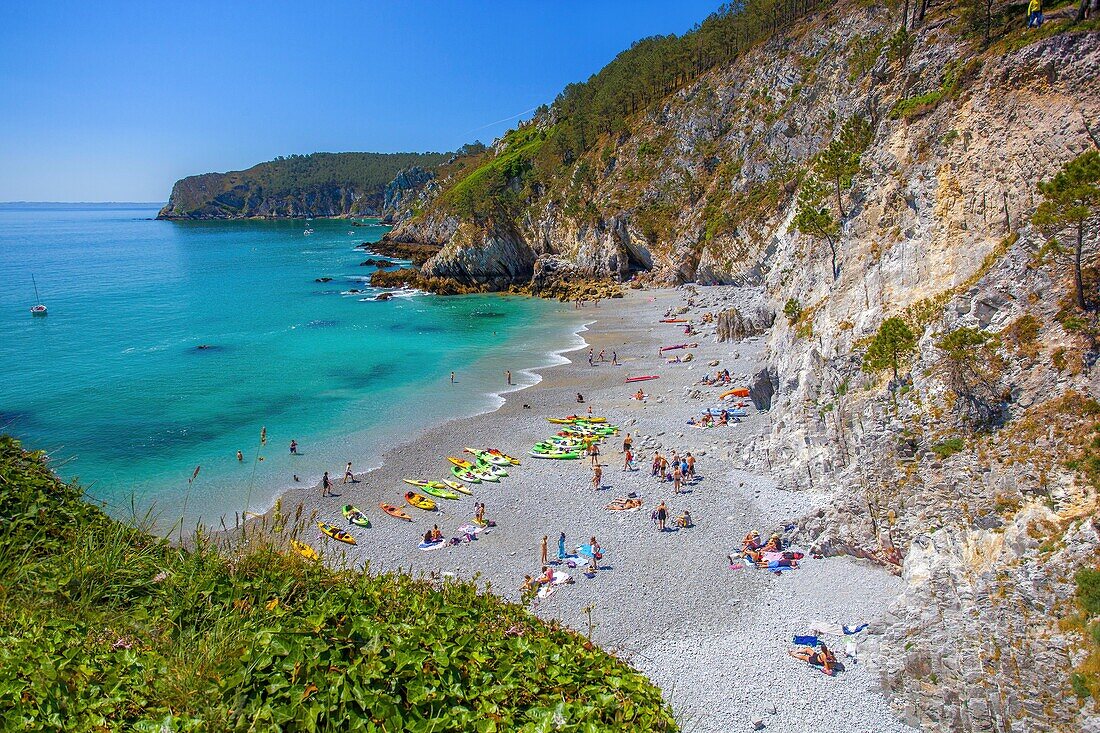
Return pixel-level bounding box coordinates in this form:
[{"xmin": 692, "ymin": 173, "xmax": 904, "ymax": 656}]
[
  {"xmin": 157, "ymin": 152, "xmax": 447, "ymax": 219},
  {"xmin": 383, "ymin": 2, "xmax": 1100, "ymax": 730}
]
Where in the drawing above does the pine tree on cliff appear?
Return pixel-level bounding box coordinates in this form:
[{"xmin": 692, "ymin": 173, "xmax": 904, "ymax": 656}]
[
  {"xmin": 790, "ymin": 116, "xmax": 873, "ymax": 280},
  {"xmin": 862, "ymin": 317, "xmax": 917, "ymax": 382},
  {"xmin": 1032, "ymin": 150, "xmax": 1100, "ymax": 311}
]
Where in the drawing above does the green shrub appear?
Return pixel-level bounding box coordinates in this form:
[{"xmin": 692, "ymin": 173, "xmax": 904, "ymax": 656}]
[
  {"xmin": 784, "ymin": 299, "xmax": 803, "ymax": 324},
  {"xmin": 930, "ymin": 438, "xmax": 966, "ymax": 459},
  {"xmin": 1077, "ymin": 567, "xmax": 1100, "ymax": 616}
]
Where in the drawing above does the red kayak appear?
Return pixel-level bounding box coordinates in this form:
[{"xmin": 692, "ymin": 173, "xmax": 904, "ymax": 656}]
[
  {"xmin": 626, "ymin": 375, "xmax": 660, "ymax": 383},
  {"xmin": 659, "ymin": 343, "xmax": 698, "ymax": 352},
  {"xmin": 659, "ymin": 319, "xmax": 689, "ymax": 323}
]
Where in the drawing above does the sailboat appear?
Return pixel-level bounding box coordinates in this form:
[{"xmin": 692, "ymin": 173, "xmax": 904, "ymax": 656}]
[{"xmin": 30, "ymin": 275, "xmax": 47, "ymax": 316}]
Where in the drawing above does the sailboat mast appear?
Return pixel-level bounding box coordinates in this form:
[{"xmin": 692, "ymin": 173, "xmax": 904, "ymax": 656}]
[{"xmin": 32, "ymin": 274, "xmax": 41, "ymax": 304}]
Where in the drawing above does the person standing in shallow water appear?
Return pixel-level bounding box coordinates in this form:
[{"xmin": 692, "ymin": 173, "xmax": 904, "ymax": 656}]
[
  {"xmin": 289, "ymin": 440, "xmax": 297, "ymax": 454},
  {"xmin": 450, "ymin": 371, "xmax": 455, "ymax": 384},
  {"xmin": 236, "ymin": 450, "xmax": 243, "ymax": 462},
  {"xmin": 506, "ymin": 370, "xmax": 512, "ymax": 385}
]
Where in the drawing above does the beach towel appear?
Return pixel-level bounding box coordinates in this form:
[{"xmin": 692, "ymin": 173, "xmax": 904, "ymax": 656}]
[
  {"xmin": 457, "ymin": 524, "xmax": 486, "ymax": 536},
  {"xmin": 810, "ymin": 620, "xmax": 844, "ymax": 636},
  {"xmin": 551, "ymin": 570, "xmax": 571, "ymax": 585},
  {"xmin": 418, "ymin": 540, "xmax": 446, "ymax": 551},
  {"xmin": 843, "ymin": 623, "xmax": 869, "ymax": 635},
  {"xmin": 537, "ymin": 585, "xmax": 555, "ymax": 599},
  {"xmin": 793, "ymin": 635, "xmax": 821, "ymax": 647}
]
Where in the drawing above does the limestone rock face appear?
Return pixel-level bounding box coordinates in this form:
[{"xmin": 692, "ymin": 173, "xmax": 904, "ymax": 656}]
[
  {"xmin": 716, "ymin": 306, "xmax": 774, "ymax": 342},
  {"xmin": 381, "ymin": 167, "xmax": 436, "ymax": 223}
]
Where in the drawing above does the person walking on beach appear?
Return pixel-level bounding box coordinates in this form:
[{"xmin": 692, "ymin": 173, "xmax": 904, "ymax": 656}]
[
  {"xmin": 622, "ymin": 432, "xmax": 632, "ymax": 453},
  {"xmin": 686, "ymin": 453, "xmax": 696, "ymax": 479},
  {"xmin": 656, "ymin": 501, "xmax": 668, "ymax": 531},
  {"xmin": 236, "ymin": 450, "xmax": 244, "ymax": 462},
  {"xmin": 597, "ymin": 348, "xmax": 605, "ymax": 362},
  {"xmin": 450, "ymin": 371, "xmax": 455, "ymax": 384},
  {"xmin": 592, "ymin": 464, "xmax": 603, "ymax": 491},
  {"xmin": 343, "ymin": 462, "xmax": 354, "ymax": 484},
  {"xmin": 588, "ymin": 352, "xmax": 594, "ymax": 367},
  {"xmin": 623, "ymin": 448, "xmax": 634, "ymax": 471},
  {"xmin": 651, "ymin": 452, "xmax": 661, "ymax": 477},
  {"xmin": 540, "ymin": 535, "xmax": 548, "ymax": 566},
  {"xmin": 321, "ymin": 471, "xmax": 332, "ymax": 498},
  {"xmin": 557, "ymin": 532, "xmax": 566, "ymax": 561},
  {"xmin": 611, "ymin": 350, "xmax": 618, "ymax": 365},
  {"xmin": 506, "ymin": 370, "xmax": 512, "ymax": 385},
  {"xmin": 289, "ymin": 440, "xmax": 298, "ymax": 454},
  {"xmin": 672, "ymin": 464, "xmax": 683, "ymax": 494}
]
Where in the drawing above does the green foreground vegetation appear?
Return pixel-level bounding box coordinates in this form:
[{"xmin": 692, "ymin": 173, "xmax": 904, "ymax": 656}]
[{"xmin": 0, "ymin": 436, "xmax": 675, "ymax": 732}]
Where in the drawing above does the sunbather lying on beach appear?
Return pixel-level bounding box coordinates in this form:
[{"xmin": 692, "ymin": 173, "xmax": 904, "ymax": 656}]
[{"xmin": 789, "ymin": 643, "xmax": 837, "ymax": 675}]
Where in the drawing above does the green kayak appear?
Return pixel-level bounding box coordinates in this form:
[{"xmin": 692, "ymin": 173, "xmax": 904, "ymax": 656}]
[
  {"xmin": 342, "ymin": 504, "xmax": 370, "ymax": 528},
  {"xmin": 529, "ymin": 450, "xmax": 581, "ymax": 459},
  {"xmin": 420, "ymin": 483, "xmax": 460, "ymax": 500}
]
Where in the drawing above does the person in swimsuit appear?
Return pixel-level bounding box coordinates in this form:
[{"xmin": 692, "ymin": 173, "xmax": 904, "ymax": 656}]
[
  {"xmin": 343, "ymin": 462, "xmax": 354, "ymax": 484},
  {"xmin": 656, "ymin": 501, "xmax": 668, "ymax": 531},
  {"xmin": 236, "ymin": 450, "xmax": 244, "ymax": 462},
  {"xmin": 540, "ymin": 535, "xmax": 548, "ymax": 565},
  {"xmin": 321, "ymin": 471, "xmax": 332, "ymax": 497},
  {"xmin": 290, "ymin": 440, "xmax": 298, "ymax": 454},
  {"xmin": 592, "ymin": 464, "xmax": 603, "ymax": 491}
]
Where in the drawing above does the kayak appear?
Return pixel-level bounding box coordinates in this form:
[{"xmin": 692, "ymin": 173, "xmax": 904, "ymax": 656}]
[
  {"xmin": 290, "ymin": 539, "xmax": 319, "ymax": 560},
  {"xmin": 475, "ymin": 461, "xmax": 508, "ymax": 478},
  {"xmin": 318, "ymin": 521, "xmax": 356, "ymax": 545},
  {"xmin": 451, "ymin": 465, "xmax": 482, "ymax": 483},
  {"xmin": 626, "ymin": 375, "xmax": 660, "ymax": 383},
  {"xmin": 660, "ymin": 343, "xmax": 698, "ymax": 352},
  {"xmin": 403, "ymin": 478, "xmax": 446, "ymax": 489},
  {"xmin": 447, "ymin": 456, "xmax": 475, "ymax": 470},
  {"xmin": 485, "ymin": 449, "xmax": 520, "ymax": 465},
  {"xmin": 420, "ymin": 483, "xmax": 460, "ymax": 500},
  {"xmin": 342, "ymin": 504, "xmax": 370, "ymax": 528},
  {"xmin": 474, "ymin": 469, "xmax": 500, "ymax": 483},
  {"xmin": 380, "ymin": 502, "xmax": 412, "ymax": 521},
  {"xmin": 404, "ymin": 491, "xmax": 436, "ymax": 511},
  {"xmin": 720, "ymin": 388, "xmax": 751, "ymax": 399},
  {"xmin": 443, "ymin": 479, "xmax": 473, "ymax": 495},
  {"xmin": 465, "ymin": 448, "xmax": 510, "ymax": 466},
  {"xmin": 530, "ymin": 450, "xmax": 581, "ymax": 459},
  {"xmin": 659, "ymin": 318, "xmax": 689, "ymax": 323}
]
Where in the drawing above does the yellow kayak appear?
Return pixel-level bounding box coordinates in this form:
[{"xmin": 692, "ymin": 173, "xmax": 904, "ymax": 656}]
[
  {"xmin": 317, "ymin": 522, "xmax": 356, "ymax": 545},
  {"xmin": 404, "ymin": 491, "xmax": 437, "ymax": 511},
  {"xmin": 447, "ymin": 456, "xmax": 475, "ymax": 470},
  {"xmin": 290, "ymin": 539, "xmax": 319, "ymax": 560},
  {"xmin": 443, "ymin": 479, "xmax": 473, "ymax": 495}
]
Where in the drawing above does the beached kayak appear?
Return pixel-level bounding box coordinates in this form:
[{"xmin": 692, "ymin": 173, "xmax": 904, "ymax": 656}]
[
  {"xmin": 451, "ymin": 465, "xmax": 482, "ymax": 483},
  {"xmin": 529, "ymin": 450, "xmax": 581, "ymax": 459},
  {"xmin": 719, "ymin": 388, "xmax": 751, "ymax": 399},
  {"xmin": 626, "ymin": 375, "xmax": 660, "ymax": 383},
  {"xmin": 420, "ymin": 483, "xmax": 460, "ymax": 500},
  {"xmin": 318, "ymin": 521, "xmax": 356, "ymax": 545},
  {"xmin": 485, "ymin": 448, "xmax": 520, "ymax": 465},
  {"xmin": 443, "ymin": 479, "xmax": 473, "ymax": 495},
  {"xmin": 342, "ymin": 504, "xmax": 370, "ymax": 527},
  {"xmin": 380, "ymin": 502, "xmax": 412, "ymax": 521},
  {"xmin": 403, "ymin": 478, "xmax": 446, "ymax": 489},
  {"xmin": 465, "ymin": 448, "xmax": 510, "ymax": 466},
  {"xmin": 447, "ymin": 456, "xmax": 475, "ymax": 470},
  {"xmin": 404, "ymin": 491, "xmax": 436, "ymax": 510},
  {"xmin": 290, "ymin": 539, "xmax": 319, "ymax": 560},
  {"xmin": 475, "ymin": 461, "xmax": 508, "ymax": 477}
]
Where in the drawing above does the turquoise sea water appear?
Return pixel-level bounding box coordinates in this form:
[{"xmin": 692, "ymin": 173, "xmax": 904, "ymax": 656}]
[{"xmin": 0, "ymin": 204, "xmax": 582, "ymax": 529}]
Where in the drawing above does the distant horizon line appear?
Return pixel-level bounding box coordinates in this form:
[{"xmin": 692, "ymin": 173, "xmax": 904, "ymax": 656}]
[{"xmin": 0, "ymin": 201, "xmax": 166, "ymax": 205}]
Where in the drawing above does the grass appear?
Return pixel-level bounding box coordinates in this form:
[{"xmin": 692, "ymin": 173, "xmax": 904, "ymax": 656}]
[
  {"xmin": 889, "ymin": 59, "xmax": 981, "ymax": 121},
  {"xmin": 0, "ymin": 435, "xmax": 676, "ymax": 732},
  {"xmin": 930, "ymin": 438, "xmax": 966, "ymax": 460}
]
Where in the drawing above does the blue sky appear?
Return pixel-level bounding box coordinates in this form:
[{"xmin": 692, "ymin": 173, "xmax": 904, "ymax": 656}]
[{"xmin": 0, "ymin": 1, "xmax": 722, "ymax": 202}]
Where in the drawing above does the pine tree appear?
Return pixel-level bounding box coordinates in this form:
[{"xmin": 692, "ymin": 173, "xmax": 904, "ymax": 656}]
[
  {"xmin": 1032, "ymin": 150, "xmax": 1100, "ymax": 310},
  {"xmin": 862, "ymin": 317, "xmax": 917, "ymax": 381}
]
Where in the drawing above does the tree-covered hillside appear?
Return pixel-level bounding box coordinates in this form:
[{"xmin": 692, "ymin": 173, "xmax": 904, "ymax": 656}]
[{"xmin": 158, "ymin": 152, "xmax": 450, "ymax": 219}]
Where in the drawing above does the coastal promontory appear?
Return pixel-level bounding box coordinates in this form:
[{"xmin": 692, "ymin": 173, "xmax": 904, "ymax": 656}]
[{"xmin": 156, "ymin": 151, "xmax": 448, "ymax": 220}]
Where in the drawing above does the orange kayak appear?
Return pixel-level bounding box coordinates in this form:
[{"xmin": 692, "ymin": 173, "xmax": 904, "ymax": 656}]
[{"xmin": 380, "ymin": 502, "xmax": 412, "ymax": 521}]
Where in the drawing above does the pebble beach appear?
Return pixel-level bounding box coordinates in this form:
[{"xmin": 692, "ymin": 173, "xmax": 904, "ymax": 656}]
[{"xmin": 275, "ymin": 286, "xmax": 915, "ymax": 733}]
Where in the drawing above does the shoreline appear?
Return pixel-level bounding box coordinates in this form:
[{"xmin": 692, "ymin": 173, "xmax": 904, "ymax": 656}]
[
  {"xmin": 223, "ymin": 304, "xmax": 594, "ymax": 535},
  {"xmin": 239, "ymin": 286, "xmax": 913, "ymax": 732}
]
